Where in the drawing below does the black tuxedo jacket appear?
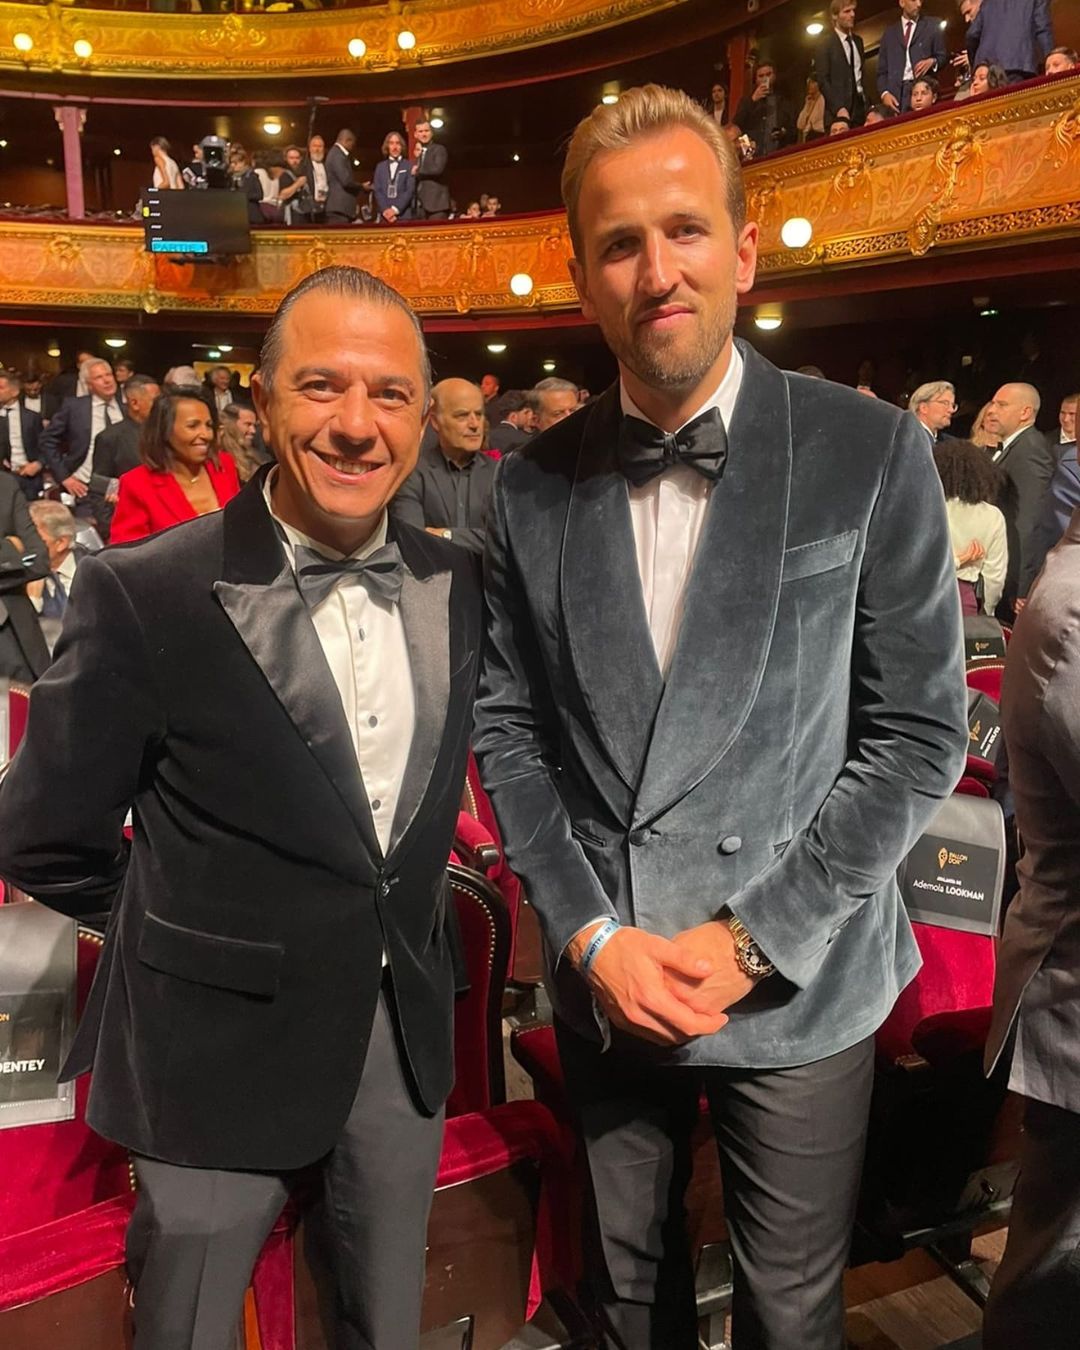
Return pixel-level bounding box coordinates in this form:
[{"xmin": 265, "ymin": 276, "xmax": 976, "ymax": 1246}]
[
  {"xmin": 0, "ymin": 402, "xmax": 44, "ymax": 496},
  {"xmin": 92, "ymin": 416, "xmax": 143, "ymax": 481},
  {"xmin": 413, "ymin": 141, "xmax": 450, "ymax": 216},
  {"xmin": 326, "ymin": 144, "xmax": 361, "ymax": 219},
  {"xmin": 40, "ymin": 394, "xmax": 123, "ymax": 484},
  {"xmin": 0, "ymin": 470, "xmax": 50, "ymax": 678},
  {"xmin": 0, "ymin": 471, "xmax": 482, "ymax": 1169},
  {"xmin": 994, "ymin": 424, "xmax": 1055, "ymax": 608},
  {"xmin": 816, "ymin": 29, "xmax": 866, "ymax": 122}
]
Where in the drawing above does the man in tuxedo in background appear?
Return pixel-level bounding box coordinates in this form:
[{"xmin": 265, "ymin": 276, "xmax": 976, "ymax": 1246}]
[
  {"xmin": 967, "ymin": 0, "xmax": 1053, "ymax": 84},
  {"xmin": 983, "ymin": 382, "xmax": 1055, "ymax": 617},
  {"xmin": 0, "ymin": 370, "xmax": 44, "ymax": 500},
  {"xmin": 42, "ymin": 347, "xmax": 96, "ymax": 420},
  {"xmin": 40, "ymin": 358, "xmax": 125, "ymax": 534},
  {"xmin": 817, "ymin": 0, "xmax": 867, "ymax": 127},
  {"xmin": 909, "ymin": 380, "xmax": 956, "ymax": 445},
  {"xmin": 474, "ymin": 84, "xmax": 966, "ymax": 1349},
  {"xmin": 324, "ymin": 128, "xmax": 362, "ymax": 225},
  {"xmin": 0, "ymin": 466, "xmax": 50, "ymax": 682},
  {"xmin": 877, "ymin": 0, "xmax": 947, "ymax": 112},
  {"xmin": 93, "ymin": 373, "xmax": 161, "ymax": 486},
  {"xmin": 20, "ymin": 369, "xmax": 44, "ymax": 418},
  {"xmin": 1058, "ymin": 392, "xmax": 1077, "ymax": 447},
  {"xmin": 411, "ymin": 120, "xmax": 450, "ymax": 220},
  {"xmin": 0, "ymin": 265, "xmax": 481, "ymax": 1350}
]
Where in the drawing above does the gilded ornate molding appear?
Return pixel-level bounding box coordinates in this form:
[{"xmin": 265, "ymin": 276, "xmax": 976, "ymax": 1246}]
[
  {"xmin": 0, "ymin": 0, "xmax": 686, "ymax": 80},
  {"xmin": 0, "ymin": 77, "xmax": 1076, "ymax": 318}
]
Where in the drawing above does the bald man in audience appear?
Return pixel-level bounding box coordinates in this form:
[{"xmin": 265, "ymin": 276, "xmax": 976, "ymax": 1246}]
[
  {"xmin": 983, "ymin": 382, "xmax": 1055, "ymax": 617},
  {"xmin": 532, "ymin": 376, "xmax": 581, "ymax": 432},
  {"xmin": 389, "ymin": 378, "xmax": 496, "ymax": 553}
]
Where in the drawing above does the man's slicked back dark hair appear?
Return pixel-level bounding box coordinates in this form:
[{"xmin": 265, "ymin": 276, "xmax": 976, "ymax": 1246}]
[{"xmin": 259, "ymin": 266, "xmax": 431, "ymax": 397}]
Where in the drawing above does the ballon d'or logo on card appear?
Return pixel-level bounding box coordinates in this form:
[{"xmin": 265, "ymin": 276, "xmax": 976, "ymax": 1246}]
[{"xmin": 938, "ymin": 847, "xmax": 949, "ymax": 869}]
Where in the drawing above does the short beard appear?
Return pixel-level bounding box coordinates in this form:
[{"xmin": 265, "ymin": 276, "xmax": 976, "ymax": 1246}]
[{"xmin": 607, "ymin": 294, "xmax": 735, "ymax": 394}]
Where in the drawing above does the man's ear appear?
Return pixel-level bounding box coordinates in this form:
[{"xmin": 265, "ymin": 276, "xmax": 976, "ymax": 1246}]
[{"xmin": 250, "ymin": 373, "xmax": 273, "ymax": 447}]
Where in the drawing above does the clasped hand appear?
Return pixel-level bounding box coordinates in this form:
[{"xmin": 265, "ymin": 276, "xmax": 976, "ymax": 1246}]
[{"xmin": 569, "ymin": 921, "xmax": 756, "ymax": 1047}]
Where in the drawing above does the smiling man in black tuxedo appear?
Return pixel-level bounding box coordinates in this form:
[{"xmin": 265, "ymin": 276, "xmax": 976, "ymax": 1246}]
[
  {"xmin": 474, "ymin": 85, "xmax": 966, "ymax": 1348},
  {"xmin": 0, "ymin": 266, "xmax": 482, "ymax": 1350}
]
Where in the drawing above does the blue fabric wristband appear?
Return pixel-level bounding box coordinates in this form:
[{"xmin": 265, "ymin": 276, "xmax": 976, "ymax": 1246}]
[{"xmin": 580, "ymin": 919, "xmax": 620, "ymax": 977}]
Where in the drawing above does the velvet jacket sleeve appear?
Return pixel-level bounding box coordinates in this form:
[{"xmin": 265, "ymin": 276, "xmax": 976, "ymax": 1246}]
[
  {"xmin": 0, "ymin": 552, "xmax": 164, "ymax": 916},
  {"xmin": 726, "ymin": 415, "xmax": 967, "ymax": 987},
  {"xmin": 473, "ymin": 462, "xmax": 618, "ymax": 957}
]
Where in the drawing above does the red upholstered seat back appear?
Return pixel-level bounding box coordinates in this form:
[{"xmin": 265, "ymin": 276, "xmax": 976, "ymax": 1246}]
[
  {"xmin": 447, "ymin": 864, "xmax": 511, "ymax": 1118},
  {"xmin": 8, "ymin": 683, "xmax": 30, "ymax": 758},
  {"xmin": 463, "ymin": 751, "xmax": 523, "ymax": 954},
  {"xmin": 0, "ymin": 930, "xmax": 132, "ymax": 1239},
  {"xmin": 965, "ymin": 661, "xmax": 1005, "ymax": 704}
]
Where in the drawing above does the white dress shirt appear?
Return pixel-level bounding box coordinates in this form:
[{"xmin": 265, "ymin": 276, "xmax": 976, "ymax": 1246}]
[
  {"xmin": 22, "ymin": 395, "xmax": 41, "ymax": 416},
  {"xmin": 262, "ymin": 472, "xmax": 415, "ymax": 858},
  {"xmin": 310, "ymin": 158, "xmax": 329, "ymax": 202},
  {"xmin": 2, "ymin": 400, "xmax": 26, "ymax": 468},
  {"xmin": 213, "ymin": 388, "xmax": 232, "ymax": 414},
  {"xmin": 836, "ymin": 24, "xmax": 865, "ymax": 95},
  {"xmin": 75, "ymin": 396, "xmax": 123, "ymax": 484},
  {"xmin": 622, "ymin": 346, "xmax": 744, "ymax": 674}
]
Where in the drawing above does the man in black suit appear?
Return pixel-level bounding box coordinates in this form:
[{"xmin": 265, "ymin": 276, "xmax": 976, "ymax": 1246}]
[
  {"xmin": 0, "ymin": 469, "xmax": 50, "ymax": 682},
  {"xmin": 0, "ymin": 370, "xmax": 44, "ymax": 500},
  {"xmin": 410, "ymin": 120, "xmax": 450, "ymax": 220},
  {"xmin": 487, "ymin": 390, "xmax": 535, "ymax": 454},
  {"xmin": 390, "ymin": 378, "xmax": 496, "ymax": 553},
  {"xmin": 42, "ymin": 348, "xmax": 96, "ymax": 420},
  {"xmin": 326, "ymin": 128, "xmax": 362, "ymax": 224},
  {"xmin": 983, "ymin": 382, "xmax": 1055, "ymax": 618},
  {"xmin": 39, "ymin": 358, "xmax": 125, "ymax": 534},
  {"xmin": 817, "ymin": 0, "xmax": 868, "ymax": 127},
  {"xmin": 92, "ymin": 373, "xmax": 161, "ymax": 508},
  {"xmin": 0, "ymin": 265, "xmax": 481, "ymax": 1350},
  {"xmin": 877, "ymin": 0, "xmax": 947, "ymax": 113}
]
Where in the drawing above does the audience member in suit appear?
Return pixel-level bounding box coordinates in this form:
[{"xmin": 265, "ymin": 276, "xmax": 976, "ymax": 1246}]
[
  {"xmin": 92, "ymin": 373, "xmax": 162, "ymax": 486},
  {"xmin": 0, "ymin": 468, "xmax": 50, "ymax": 682},
  {"xmin": 908, "ymin": 380, "xmax": 956, "ymax": 445},
  {"xmin": 0, "ymin": 265, "xmax": 481, "ymax": 1350},
  {"xmin": 817, "ymin": 0, "xmax": 868, "ymax": 127},
  {"xmin": 1058, "ymin": 392, "xmax": 1078, "ymax": 448},
  {"xmin": 410, "ymin": 120, "xmax": 450, "ymax": 220},
  {"xmin": 325, "ymin": 128, "xmax": 362, "ymax": 225},
  {"xmin": 0, "ymin": 369, "xmax": 44, "ymax": 500},
  {"xmin": 983, "ymin": 382, "xmax": 1055, "ymax": 619},
  {"xmin": 983, "ymin": 509, "xmax": 1080, "ymax": 1350},
  {"xmin": 25, "ymin": 499, "xmax": 79, "ymax": 651},
  {"xmin": 110, "ymin": 386, "xmax": 240, "ymax": 544},
  {"xmin": 114, "ymin": 358, "xmax": 135, "ymax": 394},
  {"xmin": 967, "ymin": 0, "xmax": 1053, "ymax": 84},
  {"xmin": 531, "ymin": 376, "xmax": 580, "ymax": 431},
  {"xmin": 373, "ymin": 131, "xmax": 414, "ymax": 225},
  {"xmin": 43, "ymin": 349, "xmax": 97, "ymax": 420},
  {"xmin": 474, "ymin": 86, "xmax": 966, "ymax": 1350},
  {"xmin": 292, "ymin": 136, "xmax": 329, "ymax": 225},
  {"xmin": 1018, "ymin": 439, "xmax": 1079, "ymax": 599},
  {"xmin": 20, "ymin": 370, "xmax": 45, "ymax": 419},
  {"xmin": 877, "ymin": 0, "xmax": 947, "ymax": 113},
  {"xmin": 487, "ymin": 391, "xmax": 536, "ymax": 454},
  {"xmin": 732, "ymin": 62, "xmax": 795, "ymax": 157},
  {"xmin": 39, "ymin": 358, "xmax": 125, "ymax": 535},
  {"xmin": 228, "ymin": 146, "xmax": 264, "ymax": 226},
  {"xmin": 390, "ymin": 378, "xmax": 495, "ymax": 554},
  {"xmin": 205, "ymin": 364, "xmax": 238, "ymax": 415}
]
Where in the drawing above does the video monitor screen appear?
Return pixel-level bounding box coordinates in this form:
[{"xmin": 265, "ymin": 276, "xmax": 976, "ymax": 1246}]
[{"xmin": 142, "ymin": 189, "xmax": 251, "ymax": 257}]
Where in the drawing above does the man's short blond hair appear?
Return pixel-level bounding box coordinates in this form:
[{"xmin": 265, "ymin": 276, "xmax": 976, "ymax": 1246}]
[{"xmin": 560, "ymin": 83, "xmax": 746, "ymax": 260}]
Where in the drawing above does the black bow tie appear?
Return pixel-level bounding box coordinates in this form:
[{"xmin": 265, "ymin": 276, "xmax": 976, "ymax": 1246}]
[
  {"xmin": 616, "ymin": 406, "xmax": 728, "ymax": 488},
  {"xmin": 295, "ymin": 541, "xmax": 405, "ymax": 610}
]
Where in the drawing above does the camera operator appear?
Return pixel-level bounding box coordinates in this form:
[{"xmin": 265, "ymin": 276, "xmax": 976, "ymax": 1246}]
[{"xmin": 733, "ymin": 62, "xmax": 795, "ymax": 158}]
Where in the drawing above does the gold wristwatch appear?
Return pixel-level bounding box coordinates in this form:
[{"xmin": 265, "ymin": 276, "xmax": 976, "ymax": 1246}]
[{"xmin": 727, "ymin": 916, "xmax": 775, "ymax": 980}]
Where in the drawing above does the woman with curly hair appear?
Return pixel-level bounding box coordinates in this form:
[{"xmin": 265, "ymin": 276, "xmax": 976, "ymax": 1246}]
[{"xmin": 933, "ymin": 437, "xmax": 1008, "ymax": 615}]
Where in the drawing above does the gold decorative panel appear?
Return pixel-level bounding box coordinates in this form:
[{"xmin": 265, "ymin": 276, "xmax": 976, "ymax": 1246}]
[
  {"xmin": 0, "ymin": 78, "xmax": 1076, "ymax": 320},
  {"xmin": 0, "ymin": 0, "xmax": 685, "ymax": 80}
]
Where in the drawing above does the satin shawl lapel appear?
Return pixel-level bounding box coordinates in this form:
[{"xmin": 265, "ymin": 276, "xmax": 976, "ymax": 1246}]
[
  {"xmin": 388, "ymin": 525, "xmax": 452, "ymax": 853},
  {"xmin": 212, "ymin": 475, "xmax": 380, "ymax": 857},
  {"xmin": 560, "ymin": 385, "xmax": 664, "ymax": 793},
  {"xmin": 635, "ymin": 344, "xmax": 792, "ymax": 825}
]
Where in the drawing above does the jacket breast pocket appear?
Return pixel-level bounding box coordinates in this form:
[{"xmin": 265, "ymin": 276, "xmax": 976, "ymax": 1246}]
[
  {"xmin": 137, "ymin": 910, "xmax": 284, "ymax": 998},
  {"xmin": 781, "ymin": 530, "xmax": 858, "ymax": 583}
]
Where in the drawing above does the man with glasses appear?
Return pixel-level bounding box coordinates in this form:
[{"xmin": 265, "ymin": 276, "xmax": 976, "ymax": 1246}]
[{"xmin": 909, "ymin": 380, "xmax": 957, "ymax": 444}]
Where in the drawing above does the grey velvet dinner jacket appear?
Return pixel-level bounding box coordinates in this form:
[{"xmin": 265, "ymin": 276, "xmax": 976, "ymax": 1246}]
[
  {"xmin": 986, "ymin": 510, "xmax": 1080, "ymax": 1109},
  {"xmin": 474, "ymin": 342, "xmax": 968, "ymax": 1068}
]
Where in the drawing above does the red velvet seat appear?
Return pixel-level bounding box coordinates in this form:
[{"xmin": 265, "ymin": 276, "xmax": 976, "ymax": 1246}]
[
  {"xmin": 7, "ymin": 680, "xmax": 30, "ymax": 758},
  {"xmin": 461, "ymin": 751, "xmax": 533, "ymax": 980},
  {"xmin": 446, "ymin": 861, "xmax": 511, "ymax": 1117},
  {"xmin": 966, "ymin": 659, "xmax": 1006, "ymax": 704}
]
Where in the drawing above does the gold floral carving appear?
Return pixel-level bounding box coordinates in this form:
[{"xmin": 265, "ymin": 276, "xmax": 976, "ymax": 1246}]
[
  {"xmin": 0, "ymin": 0, "xmax": 685, "ymax": 80},
  {"xmin": 1050, "ymin": 96, "xmax": 1080, "ymax": 167}
]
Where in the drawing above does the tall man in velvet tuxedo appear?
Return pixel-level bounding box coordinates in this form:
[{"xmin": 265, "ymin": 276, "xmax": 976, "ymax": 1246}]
[
  {"xmin": 0, "ymin": 266, "xmax": 482, "ymax": 1350},
  {"xmin": 474, "ymin": 85, "xmax": 967, "ymax": 1349}
]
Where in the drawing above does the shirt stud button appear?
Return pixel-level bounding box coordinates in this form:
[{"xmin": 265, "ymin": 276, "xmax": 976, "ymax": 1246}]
[
  {"xmin": 368, "ymin": 715, "xmax": 378, "ymax": 728},
  {"xmin": 372, "ymin": 799, "xmax": 382, "ymax": 811}
]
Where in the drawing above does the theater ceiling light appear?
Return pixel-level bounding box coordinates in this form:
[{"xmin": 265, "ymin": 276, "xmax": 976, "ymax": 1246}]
[
  {"xmin": 512, "ymin": 153, "xmax": 520, "ymax": 162},
  {"xmin": 509, "ymin": 272, "xmax": 534, "ymax": 297},
  {"xmin": 218, "ymin": 345, "xmax": 233, "ymax": 353},
  {"xmin": 12, "ymin": 33, "xmax": 33, "ymax": 54},
  {"xmin": 263, "ymin": 117, "xmax": 282, "ymax": 136},
  {"xmin": 543, "ymin": 360, "xmax": 557, "ymax": 372},
  {"xmin": 486, "ymin": 343, "xmax": 507, "ymax": 354},
  {"xmin": 806, "ymin": 21, "xmax": 824, "ymax": 36},
  {"xmin": 780, "ymin": 216, "xmax": 813, "ymax": 248},
  {"xmin": 47, "ymin": 342, "xmax": 60, "ymax": 358},
  {"xmin": 347, "ymin": 37, "xmax": 367, "ymax": 59},
  {"xmin": 754, "ymin": 308, "xmax": 782, "ymax": 331},
  {"xmin": 104, "ymin": 338, "xmax": 127, "ymax": 348},
  {"xmin": 430, "ymin": 108, "xmax": 445, "ymax": 129},
  {"xmin": 112, "ymin": 146, "xmax": 121, "ymax": 156},
  {"xmin": 601, "ymin": 81, "xmax": 621, "ymax": 106},
  {"xmin": 0, "ymin": 140, "xmax": 7, "ymax": 150},
  {"xmin": 207, "ymin": 350, "xmax": 222, "ymax": 360},
  {"xmin": 73, "ymin": 39, "xmax": 93, "ymax": 59},
  {"xmin": 397, "ymin": 29, "xmax": 417, "ymax": 50}
]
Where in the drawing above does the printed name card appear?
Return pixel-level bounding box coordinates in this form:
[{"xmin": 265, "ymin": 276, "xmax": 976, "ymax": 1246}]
[{"xmin": 898, "ymin": 793, "xmax": 1005, "ymax": 937}]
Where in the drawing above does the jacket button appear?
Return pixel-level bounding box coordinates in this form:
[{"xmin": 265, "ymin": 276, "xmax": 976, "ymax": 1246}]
[
  {"xmin": 719, "ymin": 835, "xmax": 742, "ymax": 855},
  {"xmin": 628, "ymin": 828, "xmax": 650, "ymax": 847}
]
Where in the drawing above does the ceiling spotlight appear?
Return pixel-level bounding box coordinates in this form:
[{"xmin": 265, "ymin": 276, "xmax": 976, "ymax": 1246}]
[
  {"xmin": 979, "ymin": 308, "xmax": 999, "ymax": 318},
  {"xmin": 73, "ymin": 38, "xmax": 93, "ymax": 59},
  {"xmin": 397, "ymin": 29, "xmax": 416, "ymax": 50},
  {"xmin": 12, "ymin": 33, "xmax": 33, "ymax": 54},
  {"xmin": 0, "ymin": 140, "xmax": 8, "ymax": 150},
  {"xmin": 429, "ymin": 116, "xmax": 444, "ymax": 129},
  {"xmin": 780, "ymin": 216, "xmax": 813, "ymax": 249},
  {"xmin": 46, "ymin": 343, "xmax": 61, "ymax": 358},
  {"xmin": 754, "ymin": 308, "xmax": 783, "ymax": 331},
  {"xmin": 486, "ymin": 343, "xmax": 507, "ymax": 355},
  {"xmin": 112, "ymin": 146, "xmax": 121, "ymax": 156},
  {"xmin": 207, "ymin": 350, "xmax": 222, "ymax": 360},
  {"xmin": 509, "ymin": 272, "xmax": 534, "ymax": 297},
  {"xmin": 542, "ymin": 360, "xmax": 556, "ymax": 373},
  {"xmin": 263, "ymin": 117, "xmax": 282, "ymax": 136},
  {"xmin": 512, "ymin": 153, "xmax": 520, "ymax": 162},
  {"xmin": 218, "ymin": 345, "xmax": 233, "ymax": 353},
  {"xmin": 601, "ymin": 80, "xmax": 621, "ymax": 106},
  {"xmin": 806, "ymin": 21, "xmax": 824, "ymax": 36},
  {"xmin": 347, "ymin": 37, "xmax": 367, "ymax": 59},
  {"xmin": 104, "ymin": 337, "xmax": 126, "ymax": 349}
]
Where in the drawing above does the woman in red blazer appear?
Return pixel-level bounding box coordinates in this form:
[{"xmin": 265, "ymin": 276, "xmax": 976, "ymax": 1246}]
[{"xmin": 110, "ymin": 384, "xmax": 241, "ymax": 544}]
